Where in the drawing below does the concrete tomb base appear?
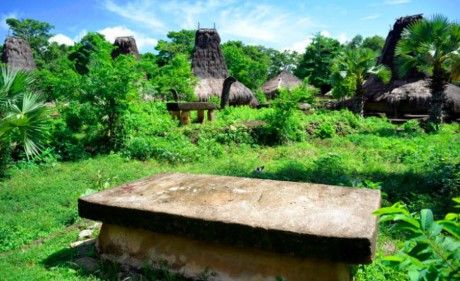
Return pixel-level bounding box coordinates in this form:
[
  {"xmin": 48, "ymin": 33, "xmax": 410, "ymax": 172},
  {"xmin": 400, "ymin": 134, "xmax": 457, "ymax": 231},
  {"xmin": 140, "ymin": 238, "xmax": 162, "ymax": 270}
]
[
  {"xmin": 98, "ymin": 223, "xmax": 350, "ymax": 281},
  {"xmin": 79, "ymin": 173, "xmax": 381, "ymax": 281}
]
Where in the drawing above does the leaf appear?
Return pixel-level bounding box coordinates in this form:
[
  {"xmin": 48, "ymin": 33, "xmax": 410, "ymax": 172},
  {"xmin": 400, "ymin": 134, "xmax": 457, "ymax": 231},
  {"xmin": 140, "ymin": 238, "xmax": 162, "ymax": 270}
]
[
  {"xmin": 443, "ymin": 213, "xmax": 459, "ymax": 221},
  {"xmin": 394, "ymin": 214, "xmax": 421, "ymax": 229},
  {"xmin": 438, "ymin": 221, "xmax": 460, "ymax": 239},
  {"xmin": 373, "ymin": 205, "xmax": 409, "ymax": 216},
  {"xmin": 420, "ymin": 209, "xmax": 434, "ymax": 231}
]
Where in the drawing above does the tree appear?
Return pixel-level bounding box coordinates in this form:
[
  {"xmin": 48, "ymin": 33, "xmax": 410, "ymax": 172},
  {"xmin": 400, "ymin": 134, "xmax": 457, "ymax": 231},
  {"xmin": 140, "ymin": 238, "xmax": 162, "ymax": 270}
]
[
  {"xmin": 0, "ymin": 65, "xmax": 48, "ymax": 175},
  {"xmin": 362, "ymin": 35, "xmax": 385, "ymax": 53},
  {"xmin": 222, "ymin": 41, "xmax": 270, "ymax": 89},
  {"xmin": 6, "ymin": 18, "xmax": 55, "ymax": 67},
  {"xmin": 295, "ymin": 34, "xmax": 341, "ymax": 94},
  {"xmin": 68, "ymin": 32, "xmax": 113, "ymax": 75},
  {"xmin": 396, "ymin": 15, "xmax": 460, "ymax": 128},
  {"xmin": 331, "ymin": 48, "xmax": 391, "ymax": 116},
  {"xmin": 155, "ymin": 29, "xmax": 195, "ymax": 66},
  {"xmin": 347, "ymin": 35, "xmax": 363, "ymax": 49},
  {"xmin": 151, "ymin": 54, "xmax": 198, "ymax": 101},
  {"xmin": 266, "ymin": 49, "xmax": 300, "ymax": 79}
]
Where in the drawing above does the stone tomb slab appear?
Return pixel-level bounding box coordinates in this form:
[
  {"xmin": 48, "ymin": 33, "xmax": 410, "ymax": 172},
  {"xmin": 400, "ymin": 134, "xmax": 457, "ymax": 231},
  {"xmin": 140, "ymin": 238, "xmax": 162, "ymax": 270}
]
[{"xmin": 78, "ymin": 173, "xmax": 381, "ymax": 280}]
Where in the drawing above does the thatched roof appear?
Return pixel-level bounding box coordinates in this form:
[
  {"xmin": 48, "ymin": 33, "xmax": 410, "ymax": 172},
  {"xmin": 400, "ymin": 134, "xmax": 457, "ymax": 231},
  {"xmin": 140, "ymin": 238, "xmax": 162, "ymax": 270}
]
[
  {"xmin": 332, "ymin": 15, "xmax": 460, "ymax": 119},
  {"xmin": 192, "ymin": 28, "xmax": 228, "ymax": 79},
  {"xmin": 191, "ymin": 28, "xmax": 257, "ymax": 106},
  {"xmin": 378, "ymin": 14, "xmax": 424, "ymax": 80},
  {"xmin": 365, "ymin": 77, "xmax": 460, "ymax": 115},
  {"xmin": 111, "ymin": 36, "xmax": 140, "ymax": 60},
  {"xmin": 261, "ymin": 71, "xmax": 302, "ymax": 99},
  {"xmin": 195, "ymin": 78, "xmax": 258, "ymax": 106},
  {"xmin": 1, "ymin": 36, "xmax": 36, "ymax": 71}
]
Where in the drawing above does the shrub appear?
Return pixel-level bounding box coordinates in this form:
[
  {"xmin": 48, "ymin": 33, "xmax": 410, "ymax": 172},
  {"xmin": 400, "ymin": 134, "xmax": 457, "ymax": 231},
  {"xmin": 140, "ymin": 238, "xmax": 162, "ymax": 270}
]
[{"xmin": 374, "ymin": 198, "xmax": 460, "ymax": 281}]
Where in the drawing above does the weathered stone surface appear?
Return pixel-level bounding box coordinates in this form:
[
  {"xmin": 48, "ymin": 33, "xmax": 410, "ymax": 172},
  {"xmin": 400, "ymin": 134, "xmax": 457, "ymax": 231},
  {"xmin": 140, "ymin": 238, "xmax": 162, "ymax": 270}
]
[
  {"xmin": 166, "ymin": 102, "xmax": 217, "ymax": 111},
  {"xmin": 98, "ymin": 223, "xmax": 351, "ymax": 281},
  {"xmin": 79, "ymin": 173, "xmax": 380, "ymax": 264},
  {"xmin": 74, "ymin": 257, "xmax": 100, "ymax": 273},
  {"xmin": 78, "ymin": 229, "xmax": 93, "ymax": 240}
]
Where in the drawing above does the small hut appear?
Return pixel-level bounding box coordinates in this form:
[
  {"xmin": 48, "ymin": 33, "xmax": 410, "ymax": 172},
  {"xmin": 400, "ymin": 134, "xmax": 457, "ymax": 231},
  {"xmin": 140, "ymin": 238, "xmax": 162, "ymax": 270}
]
[
  {"xmin": 1, "ymin": 36, "xmax": 36, "ymax": 71},
  {"xmin": 332, "ymin": 15, "xmax": 460, "ymax": 120},
  {"xmin": 261, "ymin": 70, "xmax": 303, "ymax": 100},
  {"xmin": 191, "ymin": 28, "xmax": 257, "ymax": 106},
  {"xmin": 111, "ymin": 36, "xmax": 140, "ymax": 60}
]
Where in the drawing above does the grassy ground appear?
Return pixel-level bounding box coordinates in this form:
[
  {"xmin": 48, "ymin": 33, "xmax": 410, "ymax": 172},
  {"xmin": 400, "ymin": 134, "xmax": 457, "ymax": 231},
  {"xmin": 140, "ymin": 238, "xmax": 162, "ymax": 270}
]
[{"xmin": 1, "ymin": 110, "xmax": 459, "ymax": 280}]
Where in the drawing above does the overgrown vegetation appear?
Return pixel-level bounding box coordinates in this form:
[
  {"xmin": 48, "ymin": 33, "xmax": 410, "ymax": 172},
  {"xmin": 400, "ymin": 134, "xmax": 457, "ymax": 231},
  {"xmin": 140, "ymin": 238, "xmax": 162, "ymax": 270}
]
[{"xmin": 0, "ymin": 14, "xmax": 459, "ymax": 281}]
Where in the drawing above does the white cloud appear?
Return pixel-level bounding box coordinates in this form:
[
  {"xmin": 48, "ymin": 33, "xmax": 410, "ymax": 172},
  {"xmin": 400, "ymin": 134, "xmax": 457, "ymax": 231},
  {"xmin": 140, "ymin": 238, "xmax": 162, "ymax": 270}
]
[
  {"xmin": 362, "ymin": 14, "xmax": 381, "ymax": 21},
  {"xmin": 1, "ymin": 12, "xmax": 18, "ymax": 31},
  {"xmin": 338, "ymin": 33, "xmax": 347, "ymax": 44},
  {"xmin": 102, "ymin": 0, "xmax": 323, "ymax": 51},
  {"xmin": 49, "ymin": 34, "xmax": 75, "ymax": 45},
  {"xmin": 384, "ymin": 0, "xmax": 410, "ymax": 5},
  {"xmin": 103, "ymin": 0, "xmax": 166, "ymax": 32},
  {"xmin": 98, "ymin": 26, "xmax": 157, "ymax": 53},
  {"xmin": 320, "ymin": 30, "xmax": 330, "ymax": 37},
  {"xmin": 74, "ymin": 29, "xmax": 88, "ymax": 42},
  {"xmin": 286, "ymin": 38, "xmax": 312, "ymax": 53}
]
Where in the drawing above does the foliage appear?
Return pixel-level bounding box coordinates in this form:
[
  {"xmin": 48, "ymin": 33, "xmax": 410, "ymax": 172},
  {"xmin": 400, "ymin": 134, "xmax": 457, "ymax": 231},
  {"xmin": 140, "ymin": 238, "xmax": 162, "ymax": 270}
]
[
  {"xmin": 346, "ymin": 34, "xmax": 385, "ymax": 53},
  {"xmin": 263, "ymin": 87, "xmax": 308, "ymax": 144},
  {"xmin": 362, "ymin": 35, "xmax": 386, "ymax": 53},
  {"xmin": 396, "ymin": 14, "xmax": 460, "ymax": 127},
  {"xmin": 295, "ymin": 33, "xmax": 341, "ymax": 93},
  {"xmin": 265, "ymin": 49, "xmax": 300, "ymax": 79},
  {"xmin": 374, "ymin": 199, "xmax": 460, "ymax": 280},
  {"xmin": 155, "ymin": 29, "xmax": 195, "ymax": 66},
  {"xmin": 222, "ymin": 41, "xmax": 270, "ymax": 89},
  {"xmin": 0, "ymin": 65, "xmax": 48, "ymax": 166},
  {"xmin": 5, "ymin": 18, "xmax": 55, "ymax": 67},
  {"xmin": 151, "ymin": 54, "xmax": 198, "ymax": 101},
  {"xmin": 331, "ymin": 48, "xmax": 391, "ymax": 116},
  {"xmin": 68, "ymin": 32, "xmax": 112, "ymax": 75}
]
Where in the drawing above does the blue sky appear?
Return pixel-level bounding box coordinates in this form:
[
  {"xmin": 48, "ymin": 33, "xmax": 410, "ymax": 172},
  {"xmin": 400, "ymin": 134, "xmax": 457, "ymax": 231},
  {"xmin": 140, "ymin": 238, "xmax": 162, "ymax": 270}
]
[{"xmin": 1, "ymin": 0, "xmax": 459, "ymax": 53}]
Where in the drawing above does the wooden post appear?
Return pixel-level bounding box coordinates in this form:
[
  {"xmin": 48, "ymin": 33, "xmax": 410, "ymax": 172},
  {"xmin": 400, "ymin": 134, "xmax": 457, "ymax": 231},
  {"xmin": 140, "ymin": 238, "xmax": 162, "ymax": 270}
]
[
  {"xmin": 171, "ymin": 111, "xmax": 180, "ymax": 120},
  {"xmin": 180, "ymin": 111, "xmax": 191, "ymax": 125},
  {"xmin": 197, "ymin": 110, "xmax": 205, "ymax": 124},
  {"xmin": 207, "ymin": 109, "xmax": 216, "ymax": 122}
]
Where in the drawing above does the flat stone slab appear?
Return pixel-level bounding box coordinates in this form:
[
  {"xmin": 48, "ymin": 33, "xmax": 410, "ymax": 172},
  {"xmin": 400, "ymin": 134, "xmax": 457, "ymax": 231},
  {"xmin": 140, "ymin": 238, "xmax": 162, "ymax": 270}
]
[
  {"xmin": 78, "ymin": 173, "xmax": 381, "ymax": 264},
  {"xmin": 166, "ymin": 102, "xmax": 217, "ymax": 111}
]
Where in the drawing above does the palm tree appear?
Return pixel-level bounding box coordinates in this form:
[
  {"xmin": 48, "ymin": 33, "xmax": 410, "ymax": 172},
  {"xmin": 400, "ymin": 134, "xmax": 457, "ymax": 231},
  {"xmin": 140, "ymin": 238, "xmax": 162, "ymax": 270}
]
[
  {"xmin": 396, "ymin": 15, "xmax": 460, "ymax": 127},
  {"xmin": 0, "ymin": 65, "xmax": 48, "ymax": 161},
  {"xmin": 331, "ymin": 48, "xmax": 391, "ymax": 117}
]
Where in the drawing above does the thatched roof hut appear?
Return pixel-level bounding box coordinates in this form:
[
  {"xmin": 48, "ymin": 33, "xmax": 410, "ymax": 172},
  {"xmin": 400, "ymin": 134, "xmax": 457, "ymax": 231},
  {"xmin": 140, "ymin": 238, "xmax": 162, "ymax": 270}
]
[
  {"xmin": 1, "ymin": 36, "xmax": 36, "ymax": 71},
  {"xmin": 261, "ymin": 71, "xmax": 303, "ymax": 100},
  {"xmin": 333, "ymin": 15, "xmax": 460, "ymax": 120},
  {"xmin": 111, "ymin": 36, "xmax": 140, "ymax": 60},
  {"xmin": 191, "ymin": 28, "xmax": 257, "ymax": 106}
]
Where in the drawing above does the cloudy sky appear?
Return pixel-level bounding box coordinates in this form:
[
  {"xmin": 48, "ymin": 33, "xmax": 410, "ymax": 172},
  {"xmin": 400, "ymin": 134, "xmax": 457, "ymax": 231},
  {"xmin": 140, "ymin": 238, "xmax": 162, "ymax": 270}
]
[{"xmin": 1, "ymin": 0, "xmax": 458, "ymax": 53}]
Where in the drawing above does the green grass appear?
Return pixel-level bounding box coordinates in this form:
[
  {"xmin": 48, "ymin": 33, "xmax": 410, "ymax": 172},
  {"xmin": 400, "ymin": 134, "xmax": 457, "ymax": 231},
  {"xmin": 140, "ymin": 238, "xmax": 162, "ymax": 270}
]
[{"xmin": 1, "ymin": 109, "xmax": 459, "ymax": 280}]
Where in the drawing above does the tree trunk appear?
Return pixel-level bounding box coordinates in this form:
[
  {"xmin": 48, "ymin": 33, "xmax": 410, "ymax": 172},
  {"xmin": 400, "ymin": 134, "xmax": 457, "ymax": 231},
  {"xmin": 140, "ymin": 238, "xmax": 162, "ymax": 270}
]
[
  {"xmin": 354, "ymin": 83, "xmax": 365, "ymax": 117},
  {"xmin": 429, "ymin": 66, "xmax": 448, "ymax": 126}
]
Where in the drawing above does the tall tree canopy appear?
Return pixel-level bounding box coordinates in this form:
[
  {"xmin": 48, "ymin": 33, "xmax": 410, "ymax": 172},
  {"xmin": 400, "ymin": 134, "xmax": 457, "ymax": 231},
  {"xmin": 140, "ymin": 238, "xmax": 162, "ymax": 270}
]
[
  {"xmin": 396, "ymin": 14, "xmax": 460, "ymax": 127},
  {"xmin": 155, "ymin": 29, "xmax": 195, "ymax": 66},
  {"xmin": 295, "ymin": 34, "xmax": 341, "ymax": 94},
  {"xmin": 6, "ymin": 18, "xmax": 55, "ymax": 67},
  {"xmin": 222, "ymin": 41, "xmax": 270, "ymax": 90}
]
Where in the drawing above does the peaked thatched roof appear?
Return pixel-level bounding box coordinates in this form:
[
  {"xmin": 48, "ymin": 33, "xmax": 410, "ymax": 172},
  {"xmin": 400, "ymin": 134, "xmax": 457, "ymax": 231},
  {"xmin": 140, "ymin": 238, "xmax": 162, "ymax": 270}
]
[
  {"xmin": 191, "ymin": 28, "xmax": 257, "ymax": 106},
  {"xmin": 111, "ymin": 36, "xmax": 140, "ymax": 60},
  {"xmin": 261, "ymin": 71, "xmax": 302, "ymax": 99},
  {"xmin": 192, "ymin": 28, "xmax": 228, "ymax": 79},
  {"xmin": 1, "ymin": 36, "xmax": 36, "ymax": 71},
  {"xmin": 378, "ymin": 14, "xmax": 423, "ymax": 80}
]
